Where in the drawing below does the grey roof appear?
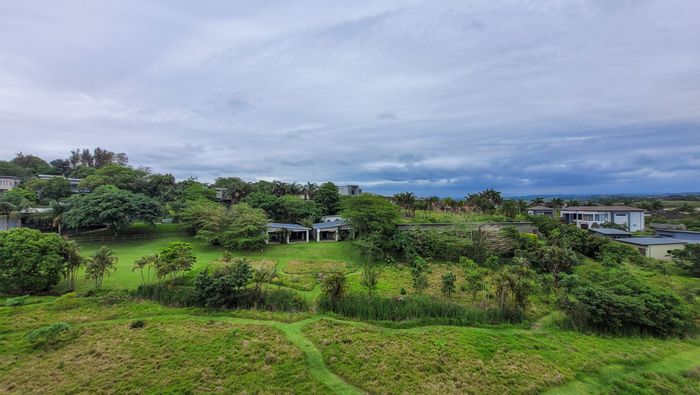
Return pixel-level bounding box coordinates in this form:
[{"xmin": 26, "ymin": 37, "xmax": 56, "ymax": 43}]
[
  {"xmin": 655, "ymin": 229, "xmax": 700, "ymax": 235},
  {"xmin": 312, "ymin": 220, "xmax": 348, "ymax": 229},
  {"xmin": 616, "ymin": 237, "xmax": 691, "ymax": 246},
  {"xmin": 589, "ymin": 228, "xmax": 632, "ymax": 236},
  {"xmin": 266, "ymin": 223, "xmax": 311, "ymax": 231},
  {"xmin": 528, "ymin": 206, "xmax": 553, "ymax": 211}
]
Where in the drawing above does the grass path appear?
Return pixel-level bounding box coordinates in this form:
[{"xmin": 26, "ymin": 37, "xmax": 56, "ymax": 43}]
[{"xmin": 544, "ymin": 349, "xmax": 700, "ymax": 394}]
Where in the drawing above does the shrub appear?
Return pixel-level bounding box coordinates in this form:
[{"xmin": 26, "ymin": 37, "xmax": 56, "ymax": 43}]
[
  {"xmin": 559, "ymin": 267, "xmax": 695, "ymax": 337},
  {"xmin": 5, "ymin": 295, "xmax": 28, "ymax": 307},
  {"xmin": 130, "ymin": 319, "xmax": 146, "ymax": 329},
  {"xmin": 321, "ymin": 272, "xmax": 347, "ymax": 300},
  {"xmin": 596, "ymin": 242, "xmax": 641, "ymax": 266},
  {"xmin": 134, "ymin": 284, "xmax": 196, "ymax": 307},
  {"xmin": 26, "ymin": 322, "xmax": 73, "ymax": 350},
  {"xmin": 318, "ymin": 294, "xmax": 519, "ymax": 326},
  {"xmin": 0, "ymin": 228, "xmax": 67, "ymax": 294},
  {"xmin": 441, "ymin": 272, "xmax": 456, "ymax": 297}
]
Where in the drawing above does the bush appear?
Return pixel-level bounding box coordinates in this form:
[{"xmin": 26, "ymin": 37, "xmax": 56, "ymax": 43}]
[
  {"xmin": 130, "ymin": 319, "xmax": 146, "ymax": 329},
  {"xmin": 321, "ymin": 272, "xmax": 347, "ymax": 300},
  {"xmin": 5, "ymin": 295, "xmax": 28, "ymax": 307},
  {"xmin": 26, "ymin": 322, "xmax": 73, "ymax": 350},
  {"xmin": 135, "ymin": 283, "xmax": 196, "ymax": 307},
  {"xmin": 560, "ymin": 268, "xmax": 695, "ymax": 337},
  {"xmin": 0, "ymin": 228, "xmax": 67, "ymax": 294},
  {"xmin": 318, "ymin": 294, "xmax": 519, "ymax": 326}
]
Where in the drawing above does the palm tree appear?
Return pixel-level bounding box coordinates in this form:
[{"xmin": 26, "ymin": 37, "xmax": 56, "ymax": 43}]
[
  {"xmin": 132, "ymin": 254, "xmax": 159, "ymax": 286},
  {"xmin": 426, "ymin": 196, "xmax": 440, "ymax": 211},
  {"xmin": 516, "ymin": 199, "xmax": 528, "ymax": 214},
  {"xmin": 394, "ymin": 192, "xmax": 417, "ymax": 217},
  {"xmin": 548, "ymin": 198, "xmax": 564, "ymax": 209},
  {"xmin": 302, "ymin": 182, "xmax": 318, "ymax": 200},
  {"xmin": 443, "ymin": 197, "xmax": 456, "ymax": 213},
  {"xmin": 531, "ymin": 197, "xmax": 545, "ymax": 206},
  {"xmin": 85, "ymin": 246, "xmax": 118, "ymax": 289},
  {"xmin": 62, "ymin": 240, "xmax": 84, "ymax": 292}
]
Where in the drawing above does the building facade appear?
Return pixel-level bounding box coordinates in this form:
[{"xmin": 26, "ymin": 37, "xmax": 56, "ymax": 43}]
[
  {"xmin": 0, "ymin": 176, "xmax": 19, "ymax": 194},
  {"xmin": 337, "ymin": 185, "xmax": 362, "ymax": 196},
  {"xmin": 560, "ymin": 206, "xmax": 645, "ymax": 232}
]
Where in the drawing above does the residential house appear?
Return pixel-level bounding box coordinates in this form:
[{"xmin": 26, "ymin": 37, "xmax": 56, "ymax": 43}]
[
  {"xmin": 312, "ymin": 220, "xmax": 353, "ymax": 242},
  {"xmin": 588, "ymin": 227, "xmax": 632, "ymax": 239},
  {"xmin": 616, "ymin": 237, "xmax": 697, "ymax": 260},
  {"xmin": 38, "ymin": 174, "xmax": 86, "ymax": 193},
  {"xmin": 0, "ymin": 176, "xmax": 19, "ymax": 194},
  {"xmin": 266, "ymin": 223, "xmax": 311, "ymax": 244},
  {"xmin": 337, "ymin": 185, "xmax": 362, "ymax": 196},
  {"xmin": 560, "ymin": 206, "xmax": 645, "ymax": 232},
  {"xmin": 526, "ymin": 206, "xmax": 554, "ymax": 217}
]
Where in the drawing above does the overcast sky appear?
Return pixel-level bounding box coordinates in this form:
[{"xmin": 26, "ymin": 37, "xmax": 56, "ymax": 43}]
[{"xmin": 1, "ymin": 1, "xmax": 699, "ymax": 196}]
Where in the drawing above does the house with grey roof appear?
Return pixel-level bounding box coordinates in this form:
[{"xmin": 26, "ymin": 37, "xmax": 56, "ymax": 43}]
[
  {"xmin": 266, "ymin": 223, "xmax": 311, "ymax": 244},
  {"xmin": 588, "ymin": 227, "xmax": 632, "ymax": 239},
  {"xmin": 527, "ymin": 206, "xmax": 554, "ymax": 217},
  {"xmin": 312, "ymin": 220, "xmax": 353, "ymax": 242},
  {"xmin": 560, "ymin": 206, "xmax": 645, "ymax": 231},
  {"xmin": 616, "ymin": 237, "xmax": 699, "ymax": 260},
  {"xmin": 0, "ymin": 176, "xmax": 19, "ymax": 194}
]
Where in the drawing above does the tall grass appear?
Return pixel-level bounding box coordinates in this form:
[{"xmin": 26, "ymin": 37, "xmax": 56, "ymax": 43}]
[
  {"xmin": 134, "ymin": 284, "xmax": 196, "ymax": 307},
  {"xmin": 318, "ymin": 294, "xmax": 522, "ymax": 326}
]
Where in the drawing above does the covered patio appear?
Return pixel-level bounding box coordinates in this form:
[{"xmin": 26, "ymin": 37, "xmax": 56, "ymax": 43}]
[
  {"xmin": 266, "ymin": 223, "xmax": 311, "ymax": 244},
  {"xmin": 312, "ymin": 220, "xmax": 353, "ymax": 242}
]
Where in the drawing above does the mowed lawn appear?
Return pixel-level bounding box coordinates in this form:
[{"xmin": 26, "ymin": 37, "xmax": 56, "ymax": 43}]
[{"xmin": 73, "ymin": 232, "xmax": 361, "ymax": 293}]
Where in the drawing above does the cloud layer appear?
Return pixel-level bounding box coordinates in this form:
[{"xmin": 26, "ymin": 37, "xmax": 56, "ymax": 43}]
[{"xmin": 1, "ymin": 0, "xmax": 699, "ymax": 196}]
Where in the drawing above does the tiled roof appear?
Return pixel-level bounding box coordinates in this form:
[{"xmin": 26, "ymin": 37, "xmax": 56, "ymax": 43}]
[{"xmin": 561, "ymin": 206, "xmax": 643, "ymax": 212}]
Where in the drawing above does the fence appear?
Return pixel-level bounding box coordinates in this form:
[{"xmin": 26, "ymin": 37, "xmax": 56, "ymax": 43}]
[{"xmin": 66, "ymin": 232, "xmax": 188, "ymax": 243}]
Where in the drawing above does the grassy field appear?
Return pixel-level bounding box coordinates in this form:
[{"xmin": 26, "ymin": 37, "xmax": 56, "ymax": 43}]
[{"xmin": 1, "ymin": 224, "xmax": 698, "ymax": 394}]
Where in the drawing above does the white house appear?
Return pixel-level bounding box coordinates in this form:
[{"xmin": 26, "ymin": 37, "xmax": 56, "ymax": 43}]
[
  {"xmin": 312, "ymin": 220, "xmax": 353, "ymax": 242},
  {"xmin": 560, "ymin": 206, "xmax": 645, "ymax": 232},
  {"xmin": 0, "ymin": 176, "xmax": 19, "ymax": 194},
  {"xmin": 337, "ymin": 185, "xmax": 362, "ymax": 196}
]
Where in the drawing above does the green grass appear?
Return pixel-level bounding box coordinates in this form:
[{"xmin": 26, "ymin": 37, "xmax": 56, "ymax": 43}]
[{"xmin": 304, "ymin": 318, "xmax": 700, "ymax": 394}]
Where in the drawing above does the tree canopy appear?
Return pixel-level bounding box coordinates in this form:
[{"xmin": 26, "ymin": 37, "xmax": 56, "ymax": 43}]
[
  {"xmin": 0, "ymin": 228, "xmax": 67, "ymax": 294},
  {"xmin": 341, "ymin": 194, "xmax": 400, "ymax": 238}
]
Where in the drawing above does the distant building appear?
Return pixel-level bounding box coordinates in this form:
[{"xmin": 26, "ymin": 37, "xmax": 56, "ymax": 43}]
[
  {"xmin": 320, "ymin": 215, "xmax": 343, "ymax": 222},
  {"xmin": 588, "ymin": 227, "xmax": 632, "ymax": 239},
  {"xmin": 560, "ymin": 206, "xmax": 645, "ymax": 232},
  {"xmin": 337, "ymin": 185, "xmax": 362, "ymax": 196},
  {"xmin": 265, "ymin": 223, "xmax": 311, "ymax": 244},
  {"xmin": 312, "ymin": 220, "xmax": 353, "ymax": 242},
  {"xmin": 616, "ymin": 237, "xmax": 696, "ymax": 260},
  {"xmin": 0, "ymin": 176, "xmax": 19, "ymax": 194},
  {"xmin": 38, "ymin": 175, "xmax": 86, "ymax": 193},
  {"xmin": 526, "ymin": 206, "xmax": 554, "ymax": 217}
]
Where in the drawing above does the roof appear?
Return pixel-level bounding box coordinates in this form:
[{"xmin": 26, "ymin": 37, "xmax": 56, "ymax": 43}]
[
  {"xmin": 313, "ymin": 220, "xmax": 349, "ymax": 229},
  {"xmin": 655, "ymin": 229, "xmax": 700, "ymax": 235},
  {"xmin": 266, "ymin": 223, "xmax": 311, "ymax": 231},
  {"xmin": 561, "ymin": 205, "xmax": 644, "ymax": 212},
  {"xmin": 616, "ymin": 237, "xmax": 692, "ymax": 246},
  {"xmin": 528, "ymin": 206, "xmax": 553, "ymax": 211},
  {"xmin": 589, "ymin": 228, "xmax": 632, "ymax": 236}
]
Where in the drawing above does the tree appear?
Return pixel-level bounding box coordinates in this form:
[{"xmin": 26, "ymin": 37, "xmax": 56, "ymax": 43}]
[
  {"xmin": 302, "ymin": 182, "xmax": 318, "ymax": 200},
  {"xmin": 0, "ymin": 228, "xmax": 67, "ymax": 294},
  {"xmin": 156, "ymin": 242, "xmax": 196, "ymax": 283},
  {"xmin": 197, "ymin": 203, "xmax": 268, "ymax": 250},
  {"xmin": 78, "ymin": 164, "xmax": 149, "ymax": 193},
  {"xmin": 25, "ymin": 176, "xmax": 71, "ymax": 201},
  {"xmin": 460, "ymin": 257, "xmax": 486, "ymax": 299},
  {"xmin": 411, "ymin": 256, "xmax": 429, "ymax": 294},
  {"xmin": 441, "ymin": 272, "xmax": 457, "ymax": 297},
  {"xmin": 499, "ymin": 200, "xmax": 518, "ymax": 218},
  {"xmin": 359, "ymin": 263, "xmax": 381, "ymax": 296},
  {"xmin": 671, "ymin": 244, "xmax": 700, "ymax": 278},
  {"xmin": 252, "ymin": 266, "xmax": 277, "ymax": 291},
  {"xmin": 85, "ymin": 246, "xmax": 118, "ymax": 289},
  {"xmin": 394, "ymin": 192, "xmax": 417, "ymax": 217},
  {"xmin": 314, "ymin": 182, "xmax": 342, "ymax": 215},
  {"xmin": 466, "ymin": 188, "xmax": 503, "ymax": 213},
  {"xmin": 321, "ymin": 272, "xmax": 347, "ymax": 300},
  {"xmin": 62, "ymin": 185, "xmax": 163, "ymax": 236},
  {"xmin": 50, "ymin": 159, "xmax": 71, "ymax": 176},
  {"xmin": 214, "ymin": 177, "xmax": 252, "ymax": 204},
  {"xmin": 133, "ymin": 254, "xmax": 159, "ymax": 285},
  {"xmin": 11, "ymin": 152, "xmax": 54, "ymax": 175},
  {"xmin": 0, "ymin": 160, "xmax": 27, "ymax": 177},
  {"xmin": 62, "ymin": 240, "xmax": 85, "ymax": 292},
  {"xmin": 493, "ymin": 263, "xmax": 535, "ymax": 315},
  {"xmin": 341, "ymin": 194, "xmax": 400, "ymax": 238}
]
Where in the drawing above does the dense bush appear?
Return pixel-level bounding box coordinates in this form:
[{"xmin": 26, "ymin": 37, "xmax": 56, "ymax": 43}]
[
  {"xmin": 559, "ymin": 268, "xmax": 695, "ymax": 337},
  {"xmin": 26, "ymin": 322, "xmax": 73, "ymax": 350},
  {"xmin": 318, "ymin": 294, "xmax": 520, "ymax": 326},
  {"xmin": 0, "ymin": 228, "xmax": 67, "ymax": 294},
  {"xmin": 195, "ymin": 203, "xmax": 268, "ymax": 250},
  {"xmin": 134, "ymin": 283, "xmax": 196, "ymax": 307}
]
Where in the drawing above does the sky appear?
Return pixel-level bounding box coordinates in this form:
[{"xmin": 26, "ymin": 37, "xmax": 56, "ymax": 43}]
[{"xmin": 1, "ymin": 0, "xmax": 699, "ymax": 197}]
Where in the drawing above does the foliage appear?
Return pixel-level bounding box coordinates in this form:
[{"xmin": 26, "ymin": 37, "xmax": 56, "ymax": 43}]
[
  {"xmin": 134, "ymin": 283, "xmax": 196, "ymax": 307},
  {"xmin": 25, "ymin": 176, "xmax": 72, "ymax": 202},
  {"xmin": 460, "ymin": 257, "xmax": 486, "ymax": 299},
  {"xmin": 62, "ymin": 185, "xmax": 163, "ymax": 235},
  {"xmin": 492, "ymin": 263, "xmax": 536, "ymax": 316},
  {"xmin": 11, "ymin": 152, "xmax": 54, "ymax": 175},
  {"xmin": 559, "ymin": 266, "xmax": 695, "ymax": 337},
  {"xmin": 78, "ymin": 164, "xmax": 148, "ymax": 193},
  {"xmin": 321, "ymin": 272, "xmax": 347, "ymax": 300},
  {"xmin": 61, "ymin": 240, "xmax": 85, "ymax": 292},
  {"xmin": 244, "ymin": 192, "xmax": 321, "ymax": 224},
  {"xmin": 671, "ymin": 244, "xmax": 700, "ymax": 278},
  {"xmin": 252, "ymin": 266, "xmax": 277, "ymax": 291},
  {"xmin": 132, "ymin": 254, "xmax": 159, "ymax": 285},
  {"xmin": 394, "ymin": 192, "xmax": 417, "ymax": 217},
  {"xmin": 85, "ymin": 246, "xmax": 118, "ymax": 288},
  {"xmin": 197, "ymin": 203, "xmax": 268, "ymax": 250},
  {"xmin": 318, "ymin": 294, "xmax": 517, "ymax": 325},
  {"xmin": 390, "ymin": 227, "xmax": 473, "ymax": 261},
  {"xmin": 596, "ymin": 242, "xmax": 641, "ymax": 266},
  {"xmin": 130, "ymin": 319, "xmax": 146, "ymax": 329},
  {"xmin": 26, "ymin": 322, "xmax": 73, "ymax": 350},
  {"xmin": 440, "ymin": 272, "xmax": 457, "ymax": 297},
  {"xmin": 0, "ymin": 228, "xmax": 67, "ymax": 294},
  {"xmin": 359, "ymin": 263, "xmax": 381, "ymax": 296},
  {"xmin": 341, "ymin": 194, "xmax": 400, "ymax": 238},
  {"xmin": 179, "ymin": 200, "xmax": 225, "ymax": 236},
  {"xmin": 314, "ymin": 182, "xmax": 341, "ymax": 215},
  {"xmin": 5, "ymin": 295, "xmax": 29, "ymax": 307},
  {"xmin": 466, "ymin": 188, "xmax": 503, "ymax": 213},
  {"xmin": 410, "ymin": 256, "xmax": 429, "ymax": 294},
  {"xmin": 156, "ymin": 242, "xmax": 196, "ymax": 282},
  {"xmin": 525, "ymin": 245, "xmax": 580, "ymax": 281}
]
